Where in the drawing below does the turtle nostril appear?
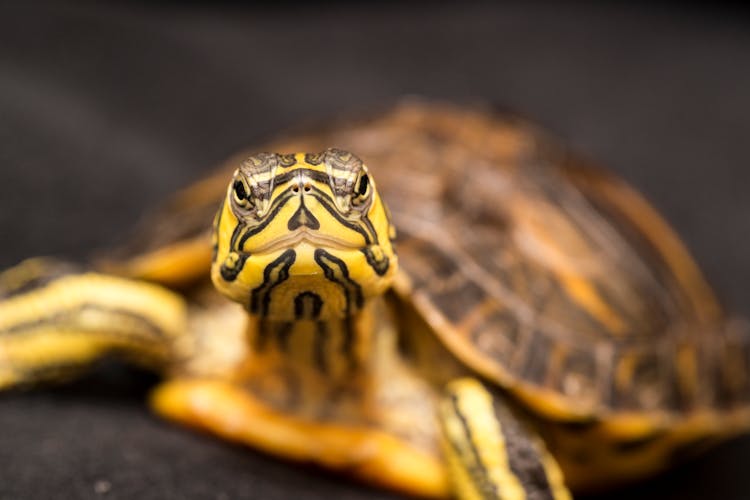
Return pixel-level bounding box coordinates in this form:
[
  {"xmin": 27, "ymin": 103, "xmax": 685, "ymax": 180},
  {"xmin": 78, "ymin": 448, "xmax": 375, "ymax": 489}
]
[
  {"xmin": 303, "ymin": 184, "xmax": 312, "ymax": 193},
  {"xmin": 292, "ymin": 185, "xmax": 300, "ymax": 194}
]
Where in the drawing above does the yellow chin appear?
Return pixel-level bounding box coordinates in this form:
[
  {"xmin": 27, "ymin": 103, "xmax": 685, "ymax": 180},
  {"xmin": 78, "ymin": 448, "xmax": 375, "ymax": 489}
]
[{"xmin": 213, "ymin": 243, "xmax": 396, "ymax": 321}]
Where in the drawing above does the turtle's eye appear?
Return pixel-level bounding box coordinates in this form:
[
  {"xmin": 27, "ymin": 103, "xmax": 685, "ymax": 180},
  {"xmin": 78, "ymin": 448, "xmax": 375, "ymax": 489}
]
[
  {"xmin": 352, "ymin": 172, "xmax": 371, "ymax": 209},
  {"xmin": 356, "ymin": 174, "xmax": 369, "ymax": 196},
  {"xmin": 351, "ymin": 170, "xmax": 373, "ymax": 212},
  {"xmin": 232, "ymin": 179, "xmax": 253, "ymax": 208}
]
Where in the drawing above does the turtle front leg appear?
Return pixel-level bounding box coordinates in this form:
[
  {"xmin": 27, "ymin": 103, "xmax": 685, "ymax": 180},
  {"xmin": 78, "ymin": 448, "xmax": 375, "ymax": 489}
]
[
  {"xmin": 150, "ymin": 376, "xmax": 450, "ymax": 498},
  {"xmin": 440, "ymin": 378, "xmax": 571, "ymax": 500},
  {"xmin": 0, "ymin": 258, "xmax": 188, "ymax": 389}
]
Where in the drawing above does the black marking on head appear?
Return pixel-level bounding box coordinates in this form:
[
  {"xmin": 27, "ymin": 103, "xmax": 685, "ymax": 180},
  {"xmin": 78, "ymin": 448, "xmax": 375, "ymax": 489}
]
[
  {"xmin": 278, "ymin": 153, "xmax": 297, "ymax": 167},
  {"xmin": 303, "ymin": 149, "xmax": 361, "ymax": 168},
  {"xmin": 273, "ymin": 168, "xmax": 330, "ymax": 186},
  {"xmin": 304, "ymin": 152, "xmax": 323, "ymax": 165},
  {"xmin": 324, "ymin": 149, "xmax": 365, "ymax": 201},
  {"xmin": 220, "ymin": 252, "xmax": 249, "ymax": 282},
  {"xmin": 233, "ymin": 175, "xmax": 376, "ymax": 251},
  {"xmin": 240, "ymin": 152, "xmax": 280, "ymax": 175},
  {"xmin": 249, "ymin": 249, "xmax": 297, "ymax": 316},
  {"xmin": 313, "ymin": 248, "xmax": 364, "ymax": 315},
  {"xmin": 294, "ymin": 291, "xmax": 324, "ymax": 319},
  {"xmin": 309, "ymin": 191, "xmax": 374, "ymax": 245},
  {"xmin": 305, "ymin": 149, "xmax": 366, "ymax": 201},
  {"xmin": 313, "ymin": 248, "xmax": 364, "ymax": 368},
  {"xmin": 360, "ymin": 215, "xmax": 380, "ymax": 246},
  {"xmin": 361, "ymin": 246, "xmax": 390, "ymax": 276},
  {"xmin": 287, "ymin": 197, "xmax": 320, "ymax": 231},
  {"xmin": 237, "ymin": 191, "xmax": 296, "ymax": 249},
  {"xmin": 238, "ymin": 153, "xmax": 282, "ymax": 204},
  {"xmin": 229, "ymin": 216, "xmax": 247, "ymax": 251},
  {"xmin": 321, "ymin": 148, "xmax": 363, "ymax": 173}
]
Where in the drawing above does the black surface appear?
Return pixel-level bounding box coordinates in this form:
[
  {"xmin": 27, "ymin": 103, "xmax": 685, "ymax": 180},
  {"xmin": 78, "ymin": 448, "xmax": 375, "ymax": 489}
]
[{"xmin": 1, "ymin": 1, "xmax": 750, "ymax": 499}]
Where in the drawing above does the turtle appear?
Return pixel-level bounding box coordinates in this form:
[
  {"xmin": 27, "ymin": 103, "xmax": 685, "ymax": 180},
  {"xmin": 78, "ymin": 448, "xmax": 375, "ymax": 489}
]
[{"xmin": 1, "ymin": 100, "xmax": 749, "ymax": 500}]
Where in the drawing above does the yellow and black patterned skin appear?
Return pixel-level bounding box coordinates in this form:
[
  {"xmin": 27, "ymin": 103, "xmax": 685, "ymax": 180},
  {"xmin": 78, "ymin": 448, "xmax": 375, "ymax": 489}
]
[
  {"xmin": 1, "ymin": 101, "xmax": 749, "ymax": 499},
  {"xmin": 210, "ymin": 149, "xmax": 396, "ymax": 320}
]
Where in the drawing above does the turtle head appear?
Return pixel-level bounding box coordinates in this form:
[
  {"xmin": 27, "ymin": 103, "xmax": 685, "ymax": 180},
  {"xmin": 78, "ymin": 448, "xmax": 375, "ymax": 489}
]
[{"xmin": 211, "ymin": 149, "xmax": 397, "ymax": 320}]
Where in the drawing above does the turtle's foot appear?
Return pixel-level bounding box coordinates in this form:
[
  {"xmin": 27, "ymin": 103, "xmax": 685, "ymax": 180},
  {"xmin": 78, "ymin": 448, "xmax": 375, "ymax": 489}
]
[
  {"xmin": 440, "ymin": 378, "xmax": 571, "ymax": 500},
  {"xmin": 0, "ymin": 258, "xmax": 187, "ymax": 389},
  {"xmin": 150, "ymin": 378, "xmax": 450, "ymax": 498}
]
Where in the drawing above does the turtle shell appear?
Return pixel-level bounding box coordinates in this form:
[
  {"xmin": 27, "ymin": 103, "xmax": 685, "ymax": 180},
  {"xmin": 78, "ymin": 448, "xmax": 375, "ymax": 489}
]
[{"xmin": 111, "ymin": 100, "xmax": 750, "ymax": 430}]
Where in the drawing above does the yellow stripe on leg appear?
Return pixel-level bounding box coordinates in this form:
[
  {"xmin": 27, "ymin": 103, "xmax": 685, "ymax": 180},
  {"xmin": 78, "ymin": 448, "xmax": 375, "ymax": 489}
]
[
  {"xmin": 440, "ymin": 377, "xmax": 571, "ymax": 500},
  {"xmin": 441, "ymin": 378, "xmax": 526, "ymax": 500},
  {"xmin": 0, "ymin": 265, "xmax": 188, "ymax": 388}
]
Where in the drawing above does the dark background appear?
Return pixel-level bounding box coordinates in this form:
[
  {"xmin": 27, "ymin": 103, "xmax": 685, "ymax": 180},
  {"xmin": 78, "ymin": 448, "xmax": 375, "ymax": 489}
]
[{"xmin": 1, "ymin": 1, "xmax": 749, "ymax": 499}]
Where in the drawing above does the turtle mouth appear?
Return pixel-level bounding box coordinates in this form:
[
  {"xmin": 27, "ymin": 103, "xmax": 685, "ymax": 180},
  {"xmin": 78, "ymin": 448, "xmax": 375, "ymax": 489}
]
[{"xmin": 249, "ymin": 228, "xmax": 363, "ymax": 255}]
